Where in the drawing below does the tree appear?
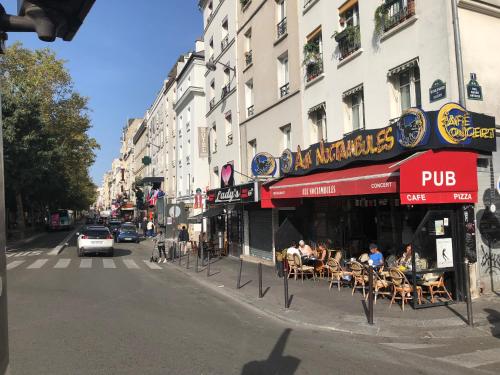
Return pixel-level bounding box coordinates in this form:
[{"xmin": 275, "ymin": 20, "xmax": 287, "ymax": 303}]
[{"xmin": 1, "ymin": 42, "xmax": 99, "ymax": 232}]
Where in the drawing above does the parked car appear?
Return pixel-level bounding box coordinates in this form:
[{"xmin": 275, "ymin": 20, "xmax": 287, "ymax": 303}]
[
  {"xmin": 116, "ymin": 223, "xmax": 140, "ymax": 243},
  {"xmin": 108, "ymin": 219, "xmax": 122, "ymax": 238},
  {"xmin": 76, "ymin": 226, "xmax": 114, "ymax": 257}
]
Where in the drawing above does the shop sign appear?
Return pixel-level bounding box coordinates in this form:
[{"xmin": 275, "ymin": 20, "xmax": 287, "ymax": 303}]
[
  {"xmin": 220, "ymin": 163, "xmax": 235, "ymax": 188},
  {"xmin": 467, "ymin": 73, "xmax": 483, "ymax": 101},
  {"xmin": 207, "ymin": 183, "xmax": 255, "ymax": 204},
  {"xmin": 251, "ymin": 152, "xmax": 277, "ymax": 176},
  {"xmin": 198, "ymin": 127, "xmax": 209, "ymax": 157},
  {"xmin": 273, "ymin": 103, "xmax": 495, "ymax": 177},
  {"xmin": 429, "ymin": 79, "xmax": 447, "ymax": 102}
]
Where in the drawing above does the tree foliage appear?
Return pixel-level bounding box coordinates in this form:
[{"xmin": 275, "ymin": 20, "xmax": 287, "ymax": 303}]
[{"xmin": 1, "ymin": 42, "xmax": 99, "ymax": 226}]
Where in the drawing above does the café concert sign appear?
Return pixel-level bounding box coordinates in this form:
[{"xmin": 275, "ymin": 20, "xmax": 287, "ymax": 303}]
[{"xmin": 279, "ymin": 104, "xmax": 495, "ymax": 176}]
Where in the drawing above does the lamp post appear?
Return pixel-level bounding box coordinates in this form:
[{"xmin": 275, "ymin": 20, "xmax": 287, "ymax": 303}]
[{"xmin": 0, "ymin": 2, "xmax": 95, "ymax": 373}]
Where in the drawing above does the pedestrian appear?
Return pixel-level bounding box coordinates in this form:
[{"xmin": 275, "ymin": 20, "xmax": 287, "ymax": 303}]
[
  {"xmin": 142, "ymin": 217, "xmax": 147, "ymax": 236},
  {"xmin": 147, "ymin": 220, "xmax": 154, "ymax": 238},
  {"xmin": 154, "ymin": 230, "xmax": 167, "ymax": 263},
  {"xmin": 178, "ymin": 225, "xmax": 189, "ymax": 255}
]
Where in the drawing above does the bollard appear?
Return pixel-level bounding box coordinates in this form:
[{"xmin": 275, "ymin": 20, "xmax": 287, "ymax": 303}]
[
  {"xmin": 179, "ymin": 244, "xmax": 182, "ymax": 266},
  {"xmin": 237, "ymin": 258, "xmax": 243, "ymax": 289},
  {"xmin": 201, "ymin": 245, "xmax": 205, "ymax": 267},
  {"xmin": 368, "ymin": 265, "xmax": 374, "ymax": 325},
  {"xmin": 195, "ymin": 246, "xmax": 199, "ymax": 273},
  {"xmin": 186, "ymin": 250, "xmax": 190, "ymax": 269},
  {"xmin": 465, "ymin": 258, "xmax": 474, "ymax": 326},
  {"xmin": 258, "ymin": 263, "xmax": 263, "ymax": 298},
  {"xmin": 282, "ymin": 261, "xmax": 289, "ymax": 309},
  {"xmin": 207, "ymin": 251, "xmax": 211, "ymax": 277}
]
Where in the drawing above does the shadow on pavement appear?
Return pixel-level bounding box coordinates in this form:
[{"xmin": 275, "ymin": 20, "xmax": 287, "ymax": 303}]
[
  {"xmin": 444, "ymin": 304, "xmax": 468, "ymax": 325},
  {"xmin": 84, "ymin": 249, "xmax": 132, "ymax": 257},
  {"xmin": 240, "ymin": 328, "xmax": 300, "ymax": 375},
  {"xmin": 484, "ymin": 308, "xmax": 500, "ymax": 338}
]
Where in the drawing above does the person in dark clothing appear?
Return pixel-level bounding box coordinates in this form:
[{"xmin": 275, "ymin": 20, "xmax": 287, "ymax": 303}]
[
  {"xmin": 154, "ymin": 230, "xmax": 167, "ymax": 263},
  {"xmin": 178, "ymin": 226, "xmax": 189, "ymax": 255}
]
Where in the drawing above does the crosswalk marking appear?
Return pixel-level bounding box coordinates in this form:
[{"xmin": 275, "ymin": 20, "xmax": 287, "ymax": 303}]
[
  {"xmin": 54, "ymin": 259, "xmax": 71, "ymax": 269},
  {"xmin": 143, "ymin": 260, "xmax": 162, "ymax": 270},
  {"xmin": 7, "ymin": 250, "xmax": 43, "ymax": 258},
  {"xmin": 27, "ymin": 259, "xmax": 49, "ymax": 269},
  {"xmin": 6, "ymin": 253, "xmax": 15, "ymax": 258},
  {"xmin": 382, "ymin": 343, "xmax": 445, "ymax": 350},
  {"xmin": 123, "ymin": 259, "xmax": 140, "ymax": 269},
  {"xmin": 29, "ymin": 251, "xmax": 42, "ymax": 256},
  {"xmin": 14, "ymin": 251, "xmax": 30, "ymax": 257},
  {"xmin": 103, "ymin": 259, "xmax": 116, "ymax": 269},
  {"xmin": 438, "ymin": 347, "xmax": 500, "ymax": 369},
  {"xmin": 7, "ymin": 260, "xmax": 25, "ymax": 270},
  {"xmin": 80, "ymin": 259, "xmax": 92, "ymax": 268}
]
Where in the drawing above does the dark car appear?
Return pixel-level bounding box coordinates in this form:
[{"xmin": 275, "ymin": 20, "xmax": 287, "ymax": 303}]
[
  {"xmin": 108, "ymin": 219, "xmax": 122, "ymax": 237},
  {"xmin": 116, "ymin": 223, "xmax": 140, "ymax": 243},
  {"xmin": 85, "ymin": 217, "xmax": 94, "ymax": 224}
]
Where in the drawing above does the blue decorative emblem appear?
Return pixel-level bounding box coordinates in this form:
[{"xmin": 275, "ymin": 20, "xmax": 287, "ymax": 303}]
[
  {"xmin": 396, "ymin": 107, "xmax": 429, "ymax": 148},
  {"xmin": 279, "ymin": 149, "xmax": 294, "ymax": 175},
  {"xmin": 251, "ymin": 152, "xmax": 276, "ymax": 176}
]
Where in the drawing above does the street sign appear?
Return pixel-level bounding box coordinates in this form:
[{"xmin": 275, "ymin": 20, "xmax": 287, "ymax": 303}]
[
  {"xmin": 429, "ymin": 79, "xmax": 446, "ymax": 103},
  {"xmin": 467, "ymin": 73, "xmax": 483, "ymax": 101},
  {"xmin": 142, "ymin": 156, "xmax": 152, "ymax": 166},
  {"xmin": 168, "ymin": 205, "xmax": 181, "ymax": 218}
]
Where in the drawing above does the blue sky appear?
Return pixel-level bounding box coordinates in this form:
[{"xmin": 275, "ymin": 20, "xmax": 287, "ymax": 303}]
[{"xmin": 5, "ymin": 0, "xmax": 203, "ymax": 185}]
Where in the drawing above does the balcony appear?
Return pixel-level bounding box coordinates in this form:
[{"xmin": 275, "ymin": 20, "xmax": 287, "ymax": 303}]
[
  {"xmin": 221, "ymin": 83, "xmax": 231, "ymax": 99},
  {"xmin": 221, "ymin": 35, "xmax": 229, "ymax": 51},
  {"xmin": 303, "ymin": 0, "xmax": 316, "ymax": 8},
  {"xmin": 305, "ymin": 54, "xmax": 324, "ymax": 82},
  {"xmin": 280, "ymin": 82, "xmax": 290, "ymax": 98},
  {"xmin": 334, "ymin": 25, "xmax": 361, "ymax": 61},
  {"xmin": 209, "ymin": 98, "xmax": 215, "ymax": 110},
  {"xmin": 226, "ymin": 132, "xmax": 233, "ymax": 145},
  {"xmin": 247, "ymin": 105, "xmax": 255, "ymax": 117},
  {"xmin": 383, "ymin": 0, "xmax": 415, "ymax": 32},
  {"xmin": 245, "ymin": 50, "xmax": 253, "ymax": 66},
  {"xmin": 277, "ymin": 17, "xmax": 287, "ymax": 39},
  {"xmin": 240, "ymin": 0, "xmax": 250, "ymax": 8}
]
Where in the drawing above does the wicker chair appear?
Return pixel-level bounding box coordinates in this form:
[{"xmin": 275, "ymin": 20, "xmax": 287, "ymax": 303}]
[
  {"xmin": 293, "ymin": 254, "xmax": 316, "ymax": 283},
  {"xmin": 350, "ymin": 261, "xmax": 369, "ymax": 297},
  {"xmin": 389, "ymin": 268, "xmax": 423, "ymax": 311},
  {"xmin": 286, "ymin": 252, "xmax": 298, "ymax": 280},
  {"xmin": 328, "ymin": 258, "xmax": 350, "ymax": 291},
  {"xmin": 364, "ymin": 270, "xmax": 392, "ymax": 303},
  {"xmin": 420, "ymin": 273, "xmax": 452, "ymax": 303}
]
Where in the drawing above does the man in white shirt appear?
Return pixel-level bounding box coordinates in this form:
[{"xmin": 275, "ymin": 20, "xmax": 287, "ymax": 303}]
[
  {"xmin": 287, "ymin": 242, "xmax": 301, "ymax": 257},
  {"xmin": 299, "ymin": 240, "xmax": 314, "ymax": 257}
]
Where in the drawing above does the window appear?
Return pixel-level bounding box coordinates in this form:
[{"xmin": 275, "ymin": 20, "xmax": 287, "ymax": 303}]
[
  {"xmin": 209, "ymin": 79, "xmax": 215, "ymax": 109},
  {"xmin": 209, "ymin": 37, "xmax": 214, "ymax": 61},
  {"xmin": 221, "ymin": 17, "xmax": 229, "ymax": 50},
  {"xmin": 278, "ymin": 53, "xmax": 289, "ymax": 97},
  {"xmin": 281, "ymin": 124, "xmax": 291, "ymax": 149},
  {"xmin": 398, "ymin": 66, "xmax": 421, "ymax": 112},
  {"xmin": 245, "ymin": 80, "xmax": 254, "ymax": 117},
  {"xmin": 211, "ymin": 123, "xmax": 217, "ymax": 154},
  {"xmin": 244, "ymin": 29, "xmax": 252, "ymax": 66},
  {"xmin": 276, "ymin": 0, "xmax": 287, "ymax": 38},
  {"xmin": 309, "ymin": 104, "xmax": 327, "ymax": 142},
  {"xmin": 225, "ymin": 112, "xmax": 233, "ymax": 145},
  {"xmin": 384, "ymin": 0, "xmax": 415, "ymax": 32},
  {"xmin": 343, "ymin": 86, "xmax": 365, "ymax": 133},
  {"xmin": 335, "ymin": 1, "xmax": 361, "ymax": 61},
  {"xmin": 222, "ymin": 66, "xmax": 231, "ymax": 98},
  {"xmin": 304, "ymin": 28, "xmax": 323, "ymax": 82}
]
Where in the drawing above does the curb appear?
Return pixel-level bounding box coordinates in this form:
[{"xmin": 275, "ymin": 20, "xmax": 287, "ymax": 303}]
[
  {"xmin": 48, "ymin": 226, "xmax": 81, "ymax": 256},
  {"xmin": 164, "ymin": 256, "xmax": 494, "ymax": 339}
]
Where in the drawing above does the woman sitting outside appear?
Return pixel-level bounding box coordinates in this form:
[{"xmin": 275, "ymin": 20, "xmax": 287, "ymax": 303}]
[{"xmin": 397, "ymin": 243, "xmax": 420, "ymax": 271}]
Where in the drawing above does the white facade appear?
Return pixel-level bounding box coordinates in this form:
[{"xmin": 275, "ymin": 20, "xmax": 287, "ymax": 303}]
[
  {"xmin": 174, "ymin": 42, "xmax": 209, "ymax": 204},
  {"xmin": 200, "ymin": 0, "xmax": 241, "ymax": 189}
]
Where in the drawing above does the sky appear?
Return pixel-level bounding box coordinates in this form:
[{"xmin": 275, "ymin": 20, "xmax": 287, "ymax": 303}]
[{"xmin": 4, "ymin": 0, "xmax": 203, "ymax": 185}]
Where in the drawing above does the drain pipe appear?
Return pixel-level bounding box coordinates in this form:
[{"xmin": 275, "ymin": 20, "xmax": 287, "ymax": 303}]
[{"xmin": 451, "ymin": 0, "xmax": 467, "ymax": 107}]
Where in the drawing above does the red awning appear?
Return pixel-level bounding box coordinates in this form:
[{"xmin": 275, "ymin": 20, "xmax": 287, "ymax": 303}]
[{"xmin": 262, "ymin": 150, "xmax": 478, "ymax": 207}]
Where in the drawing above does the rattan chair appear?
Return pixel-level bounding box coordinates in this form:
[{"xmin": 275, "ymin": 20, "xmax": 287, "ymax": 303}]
[
  {"xmin": 328, "ymin": 258, "xmax": 350, "ymax": 291},
  {"xmin": 365, "ymin": 270, "xmax": 392, "ymax": 303},
  {"xmin": 350, "ymin": 261, "xmax": 369, "ymax": 297},
  {"xmin": 293, "ymin": 254, "xmax": 316, "ymax": 283},
  {"xmin": 389, "ymin": 268, "xmax": 423, "ymax": 311},
  {"xmin": 286, "ymin": 252, "xmax": 298, "ymax": 280}
]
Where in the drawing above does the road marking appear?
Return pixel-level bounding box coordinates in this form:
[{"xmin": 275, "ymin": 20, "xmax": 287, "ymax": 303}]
[
  {"xmin": 382, "ymin": 343, "xmax": 445, "ymax": 350},
  {"xmin": 143, "ymin": 260, "xmax": 162, "ymax": 270},
  {"xmin": 7, "ymin": 261, "xmax": 25, "ymax": 270},
  {"xmin": 29, "ymin": 251, "xmax": 42, "ymax": 256},
  {"xmin": 14, "ymin": 251, "xmax": 29, "ymax": 257},
  {"xmin": 438, "ymin": 347, "xmax": 500, "ymax": 368},
  {"xmin": 27, "ymin": 259, "xmax": 49, "ymax": 269},
  {"xmin": 103, "ymin": 259, "xmax": 116, "ymax": 269},
  {"xmin": 54, "ymin": 259, "xmax": 71, "ymax": 269},
  {"xmin": 80, "ymin": 259, "xmax": 92, "ymax": 269},
  {"xmin": 123, "ymin": 259, "xmax": 140, "ymax": 269},
  {"xmin": 6, "ymin": 253, "xmax": 15, "ymax": 258},
  {"xmin": 48, "ymin": 227, "xmax": 80, "ymax": 255}
]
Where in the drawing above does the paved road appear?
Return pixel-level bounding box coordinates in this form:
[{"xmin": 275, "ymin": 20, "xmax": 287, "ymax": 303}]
[{"xmin": 5, "ymin": 231, "xmax": 500, "ymax": 374}]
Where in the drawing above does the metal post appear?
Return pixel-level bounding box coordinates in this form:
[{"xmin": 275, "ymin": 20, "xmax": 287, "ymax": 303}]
[
  {"xmin": 178, "ymin": 242, "xmax": 181, "ymax": 266},
  {"xmin": 186, "ymin": 249, "xmax": 190, "ymax": 269},
  {"xmin": 258, "ymin": 263, "xmax": 263, "ymax": 298},
  {"xmin": 207, "ymin": 251, "xmax": 211, "ymax": 277},
  {"xmin": 201, "ymin": 244, "xmax": 205, "ymax": 267},
  {"xmin": 195, "ymin": 244, "xmax": 199, "ymax": 272},
  {"xmin": 465, "ymin": 258, "xmax": 474, "ymax": 326},
  {"xmin": 451, "ymin": 0, "xmax": 467, "ymax": 107},
  {"xmin": 237, "ymin": 258, "xmax": 243, "ymax": 289},
  {"xmin": 368, "ymin": 265, "xmax": 374, "ymax": 325},
  {"xmin": 282, "ymin": 261, "xmax": 289, "ymax": 309}
]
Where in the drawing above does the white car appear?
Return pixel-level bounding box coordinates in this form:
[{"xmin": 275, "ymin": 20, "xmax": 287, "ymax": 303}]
[{"xmin": 76, "ymin": 226, "xmax": 114, "ymax": 257}]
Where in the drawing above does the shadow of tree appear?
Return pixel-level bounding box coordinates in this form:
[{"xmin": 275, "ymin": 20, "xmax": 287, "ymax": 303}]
[
  {"xmin": 241, "ymin": 329, "xmax": 300, "ymax": 375},
  {"xmin": 484, "ymin": 308, "xmax": 500, "ymax": 339}
]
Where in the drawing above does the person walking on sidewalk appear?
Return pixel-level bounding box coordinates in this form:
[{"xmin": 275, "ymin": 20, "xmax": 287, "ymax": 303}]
[
  {"xmin": 178, "ymin": 226, "xmax": 189, "ymax": 255},
  {"xmin": 154, "ymin": 230, "xmax": 167, "ymax": 263}
]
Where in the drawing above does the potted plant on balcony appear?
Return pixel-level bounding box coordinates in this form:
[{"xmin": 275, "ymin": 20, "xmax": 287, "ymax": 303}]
[
  {"xmin": 303, "ymin": 41, "xmax": 321, "ymax": 66},
  {"xmin": 333, "ymin": 25, "xmax": 360, "ymax": 45},
  {"xmin": 374, "ymin": 3, "xmax": 389, "ymax": 36}
]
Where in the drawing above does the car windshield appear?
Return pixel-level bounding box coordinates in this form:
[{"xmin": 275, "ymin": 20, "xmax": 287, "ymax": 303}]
[
  {"xmin": 120, "ymin": 225, "xmax": 136, "ymax": 233},
  {"xmin": 83, "ymin": 230, "xmax": 110, "ymax": 239}
]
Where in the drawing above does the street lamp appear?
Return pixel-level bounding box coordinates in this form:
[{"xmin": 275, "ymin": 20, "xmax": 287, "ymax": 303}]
[
  {"xmin": 0, "ymin": 1, "xmax": 95, "ymax": 373},
  {"xmin": 205, "ymin": 60, "xmax": 235, "ymax": 73}
]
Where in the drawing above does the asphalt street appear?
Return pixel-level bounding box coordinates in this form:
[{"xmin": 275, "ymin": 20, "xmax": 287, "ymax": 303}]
[{"xmin": 5, "ymin": 230, "xmax": 500, "ymax": 374}]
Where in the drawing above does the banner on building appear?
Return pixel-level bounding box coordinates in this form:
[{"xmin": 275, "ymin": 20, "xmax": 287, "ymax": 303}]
[{"xmin": 198, "ymin": 127, "xmax": 209, "ymax": 157}]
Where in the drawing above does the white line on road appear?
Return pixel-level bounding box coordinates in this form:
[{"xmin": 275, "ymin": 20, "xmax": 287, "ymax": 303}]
[
  {"xmin": 143, "ymin": 260, "xmax": 162, "ymax": 270},
  {"xmin": 7, "ymin": 261, "xmax": 25, "ymax": 270},
  {"xmin": 27, "ymin": 259, "xmax": 49, "ymax": 269},
  {"xmin": 103, "ymin": 259, "xmax": 116, "ymax": 269},
  {"xmin": 14, "ymin": 251, "xmax": 29, "ymax": 257},
  {"xmin": 438, "ymin": 347, "xmax": 500, "ymax": 368},
  {"xmin": 79, "ymin": 259, "xmax": 92, "ymax": 269},
  {"xmin": 123, "ymin": 259, "xmax": 140, "ymax": 269},
  {"xmin": 29, "ymin": 251, "xmax": 42, "ymax": 256},
  {"xmin": 381, "ymin": 343, "xmax": 445, "ymax": 350},
  {"xmin": 6, "ymin": 253, "xmax": 15, "ymax": 258},
  {"xmin": 54, "ymin": 259, "xmax": 71, "ymax": 269}
]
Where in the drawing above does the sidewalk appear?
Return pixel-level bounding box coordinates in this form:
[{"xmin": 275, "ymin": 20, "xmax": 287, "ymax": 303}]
[{"xmin": 146, "ymin": 242, "xmax": 500, "ymax": 339}]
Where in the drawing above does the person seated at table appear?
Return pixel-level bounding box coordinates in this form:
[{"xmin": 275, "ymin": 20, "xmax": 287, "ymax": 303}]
[
  {"xmin": 286, "ymin": 241, "xmax": 301, "ymax": 258},
  {"xmin": 397, "ymin": 243, "xmax": 419, "ymax": 270},
  {"xmin": 318, "ymin": 243, "xmax": 328, "ymax": 263},
  {"xmin": 298, "ymin": 240, "xmax": 315, "ymax": 265},
  {"xmin": 369, "ymin": 243, "xmax": 384, "ymax": 268}
]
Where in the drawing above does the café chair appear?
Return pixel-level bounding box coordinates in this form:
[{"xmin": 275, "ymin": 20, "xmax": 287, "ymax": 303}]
[
  {"xmin": 293, "ymin": 254, "xmax": 316, "ymax": 283},
  {"xmin": 389, "ymin": 268, "xmax": 423, "ymax": 311},
  {"xmin": 350, "ymin": 261, "xmax": 369, "ymax": 297},
  {"xmin": 328, "ymin": 258, "xmax": 350, "ymax": 291},
  {"xmin": 420, "ymin": 273, "xmax": 452, "ymax": 303},
  {"xmin": 365, "ymin": 270, "xmax": 392, "ymax": 303},
  {"xmin": 286, "ymin": 253, "xmax": 298, "ymax": 280}
]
